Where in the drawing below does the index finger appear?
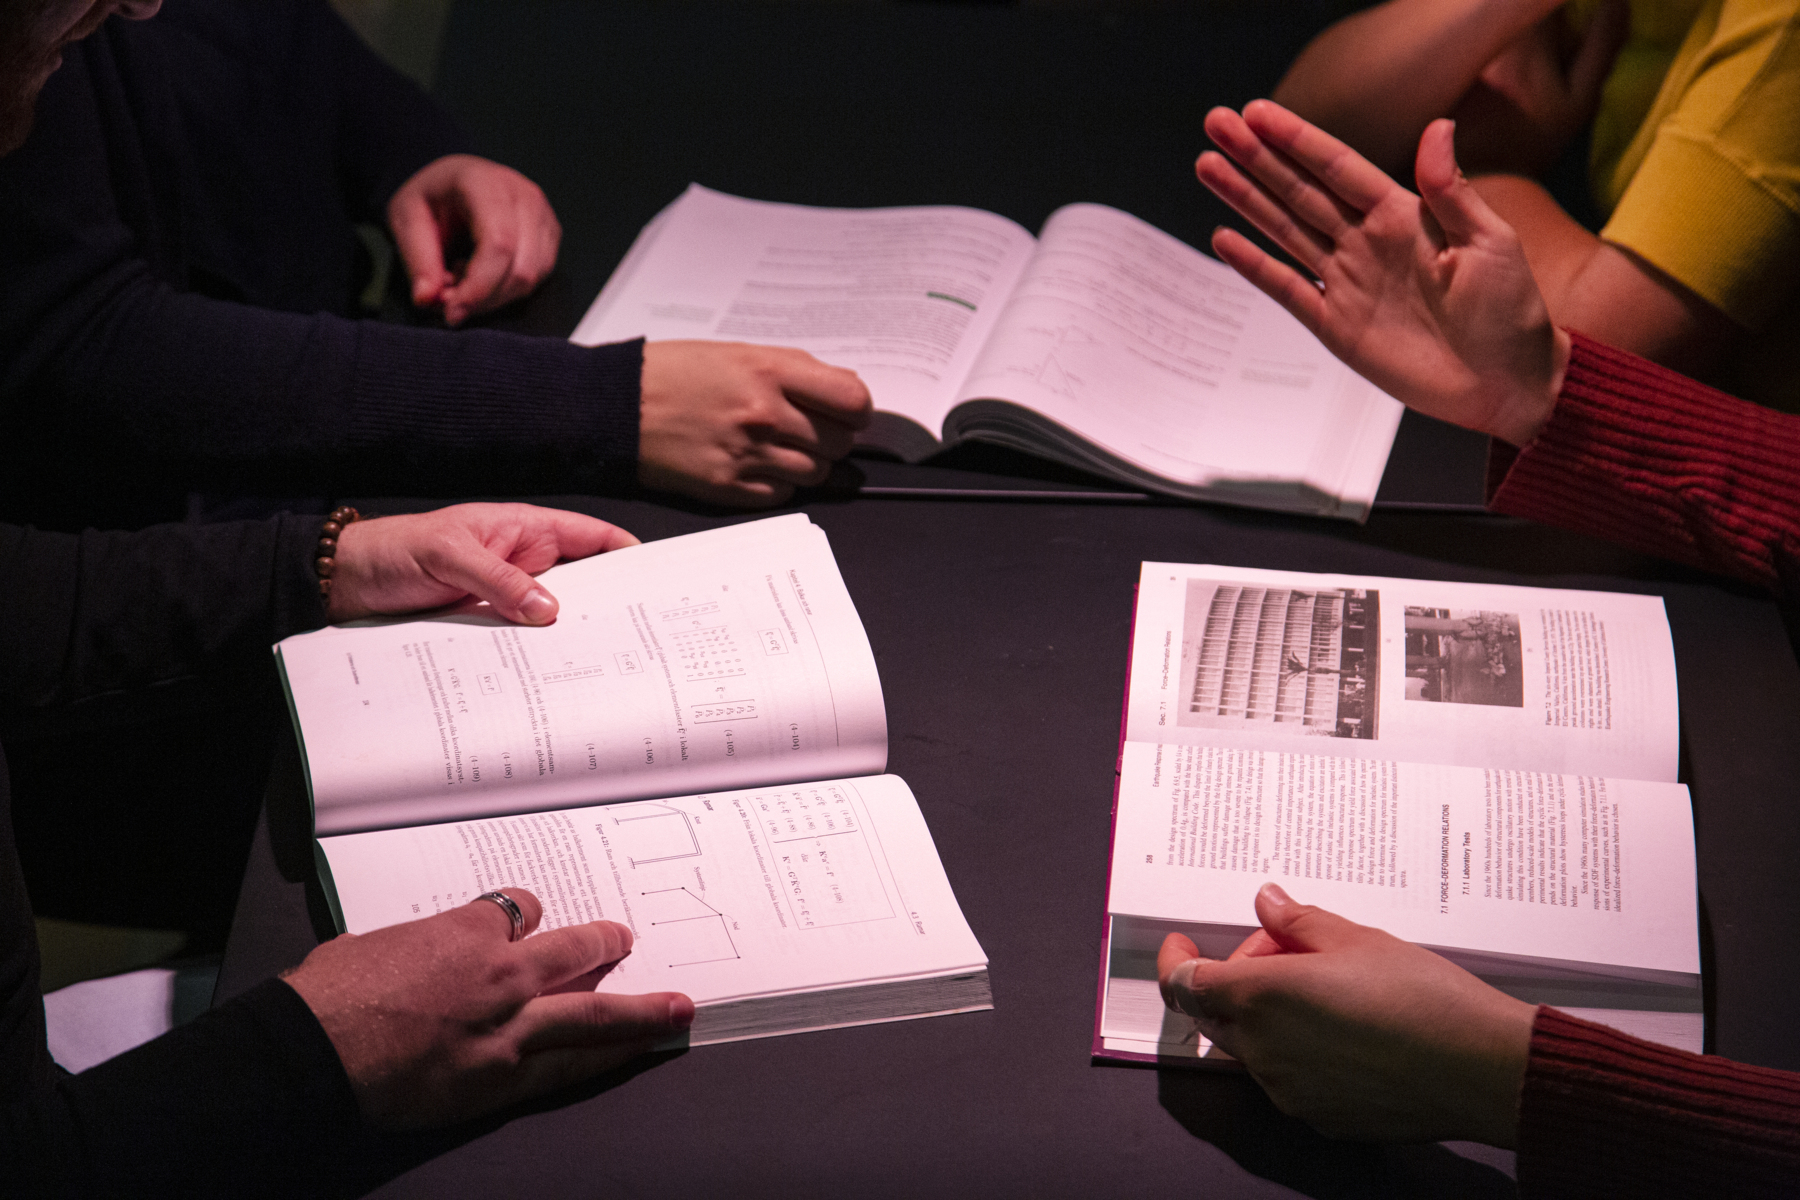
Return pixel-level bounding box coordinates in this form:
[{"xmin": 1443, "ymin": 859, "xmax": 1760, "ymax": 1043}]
[
  {"xmin": 768, "ymin": 352, "xmax": 874, "ymax": 430},
  {"xmin": 495, "ymin": 503, "xmax": 643, "ymax": 559},
  {"xmin": 516, "ymin": 919, "xmax": 636, "ymax": 993},
  {"xmin": 442, "ymin": 235, "xmax": 521, "ymax": 323},
  {"xmin": 1239, "ymin": 98, "xmax": 1401, "ymax": 216},
  {"xmin": 388, "ymin": 188, "xmax": 451, "ymax": 306}
]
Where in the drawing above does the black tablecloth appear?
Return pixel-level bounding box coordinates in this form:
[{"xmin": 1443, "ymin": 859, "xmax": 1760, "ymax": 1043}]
[
  {"xmin": 212, "ymin": 3, "xmax": 1800, "ymax": 1195},
  {"xmin": 217, "ymin": 491, "xmax": 1800, "ymax": 1199}
]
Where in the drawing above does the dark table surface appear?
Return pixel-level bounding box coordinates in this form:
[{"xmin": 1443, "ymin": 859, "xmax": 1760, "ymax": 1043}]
[{"xmin": 215, "ymin": 3, "xmax": 1800, "ymax": 1196}]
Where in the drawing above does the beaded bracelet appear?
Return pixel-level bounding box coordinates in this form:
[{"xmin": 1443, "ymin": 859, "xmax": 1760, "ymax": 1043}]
[{"xmin": 314, "ymin": 506, "xmax": 363, "ymax": 601}]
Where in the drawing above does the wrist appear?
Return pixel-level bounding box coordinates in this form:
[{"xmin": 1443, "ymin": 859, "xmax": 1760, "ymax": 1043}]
[
  {"xmin": 1463, "ymin": 994, "xmax": 1536, "ymax": 1148},
  {"xmin": 321, "ymin": 514, "xmax": 370, "ymax": 622},
  {"xmin": 1490, "ymin": 325, "xmax": 1568, "ymax": 447}
]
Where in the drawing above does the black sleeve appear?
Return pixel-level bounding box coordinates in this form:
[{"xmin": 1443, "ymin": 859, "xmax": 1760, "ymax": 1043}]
[
  {"xmin": 0, "ymin": 2, "xmax": 643, "ymax": 504},
  {"xmin": 0, "ymin": 517, "xmax": 326, "ymax": 723},
  {"xmin": 0, "ymin": 519, "xmax": 369, "ymax": 1197},
  {"xmin": 3, "ymin": 967, "xmax": 368, "ymax": 1200}
]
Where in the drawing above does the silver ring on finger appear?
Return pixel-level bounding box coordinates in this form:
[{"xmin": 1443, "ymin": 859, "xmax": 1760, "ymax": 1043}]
[{"xmin": 477, "ymin": 890, "xmax": 525, "ymax": 942}]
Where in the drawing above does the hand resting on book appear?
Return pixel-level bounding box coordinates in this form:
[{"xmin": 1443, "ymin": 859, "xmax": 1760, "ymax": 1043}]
[
  {"xmin": 1195, "ymin": 100, "xmax": 1569, "ymax": 449},
  {"xmin": 1157, "ymin": 882, "xmax": 1534, "ymax": 1146},
  {"xmin": 283, "ymin": 887, "xmax": 693, "ymax": 1130},
  {"xmin": 325, "ymin": 502, "xmax": 639, "ymax": 625},
  {"xmin": 639, "ymin": 340, "xmax": 874, "ymax": 506}
]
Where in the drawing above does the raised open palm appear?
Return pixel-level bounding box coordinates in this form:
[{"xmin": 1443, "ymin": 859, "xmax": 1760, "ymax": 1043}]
[{"xmin": 1196, "ymin": 101, "xmax": 1568, "ymax": 448}]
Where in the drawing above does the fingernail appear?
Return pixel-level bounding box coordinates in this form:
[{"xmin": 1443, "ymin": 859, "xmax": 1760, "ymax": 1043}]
[
  {"xmin": 519, "ymin": 588, "xmax": 556, "ymax": 623},
  {"xmin": 1260, "ymin": 882, "xmax": 1293, "ymax": 908},
  {"xmin": 1165, "ymin": 958, "xmax": 1206, "ymax": 1020},
  {"xmin": 668, "ymin": 995, "xmax": 696, "ymax": 1030}
]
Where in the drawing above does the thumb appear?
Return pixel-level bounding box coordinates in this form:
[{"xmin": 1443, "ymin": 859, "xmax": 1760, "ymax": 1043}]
[
  {"xmin": 1252, "ymin": 882, "xmax": 1358, "ymax": 954},
  {"xmin": 440, "ymin": 233, "xmax": 514, "ymax": 327},
  {"xmin": 1414, "ymin": 119, "xmax": 1500, "ymax": 244},
  {"xmin": 388, "ymin": 187, "xmax": 451, "ymax": 307},
  {"xmin": 431, "ymin": 535, "xmax": 560, "ymax": 625},
  {"xmin": 1157, "ymin": 933, "xmax": 1222, "ymax": 1022}
]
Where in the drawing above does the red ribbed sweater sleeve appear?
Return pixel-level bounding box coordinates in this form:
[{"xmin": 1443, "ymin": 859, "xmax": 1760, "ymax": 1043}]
[
  {"xmin": 1517, "ymin": 1007, "xmax": 1800, "ymax": 1197},
  {"xmin": 1487, "ymin": 332, "xmax": 1800, "ymax": 598}
]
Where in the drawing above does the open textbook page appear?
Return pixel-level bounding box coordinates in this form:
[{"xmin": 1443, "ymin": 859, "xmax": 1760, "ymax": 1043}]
[
  {"xmin": 572, "ymin": 187, "xmax": 1400, "ymax": 517},
  {"xmin": 1096, "ymin": 742, "xmax": 1701, "ymax": 1060},
  {"xmin": 318, "ymin": 774, "xmax": 991, "ymax": 1045},
  {"xmin": 278, "ymin": 516, "xmax": 887, "ymax": 835},
  {"xmin": 946, "ymin": 204, "xmax": 1401, "ymax": 517},
  {"xmin": 571, "ymin": 183, "xmax": 1037, "ymax": 449},
  {"xmin": 1125, "ymin": 563, "xmax": 1681, "ymax": 782}
]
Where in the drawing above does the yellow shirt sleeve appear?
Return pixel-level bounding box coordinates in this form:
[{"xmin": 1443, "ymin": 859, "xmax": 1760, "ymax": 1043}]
[{"xmin": 1601, "ymin": 0, "xmax": 1800, "ymax": 329}]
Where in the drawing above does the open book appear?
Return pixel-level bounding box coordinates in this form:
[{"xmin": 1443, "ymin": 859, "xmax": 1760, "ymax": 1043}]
[
  {"xmin": 573, "ymin": 185, "xmax": 1403, "ymax": 520},
  {"xmin": 1096, "ymin": 563, "xmax": 1699, "ymax": 1065},
  {"xmin": 275, "ymin": 515, "xmax": 989, "ymax": 1046}
]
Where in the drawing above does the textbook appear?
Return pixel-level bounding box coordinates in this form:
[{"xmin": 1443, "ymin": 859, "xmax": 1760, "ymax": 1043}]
[
  {"xmin": 573, "ymin": 185, "xmax": 1403, "ymax": 520},
  {"xmin": 275, "ymin": 515, "xmax": 990, "ymax": 1046},
  {"xmin": 1095, "ymin": 563, "xmax": 1701, "ymax": 1065}
]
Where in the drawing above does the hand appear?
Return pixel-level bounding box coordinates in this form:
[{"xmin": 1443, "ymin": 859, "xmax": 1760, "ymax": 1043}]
[
  {"xmin": 387, "ymin": 154, "xmax": 562, "ymax": 326},
  {"xmin": 1196, "ymin": 100, "xmax": 1569, "ymax": 447},
  {"xmin": 283, "ymin": 888, "xmax": 693, "ymax": 1130},
  {"xmin": 1157, "ymin": 883, "xmax": 1535, "ymax": 1145},
  {"xmin": 326, "ymin": 502, "xmax": 639, "ymax": 624},
  {"xmin": 638, "ymin": 341, "xmax": 873, "ymax": 506},
  {"xmin": 1451, "ymin": 0, "xmax": 1628, "ymax": 176}
]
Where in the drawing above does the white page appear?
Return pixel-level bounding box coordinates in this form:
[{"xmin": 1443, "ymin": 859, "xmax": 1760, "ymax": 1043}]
[
  {"xmin": 280, "ymin": 516, "xmax": 887, "ymax": 834},
  {"xmin": 950, "ymin": 204, "xmax": 1402, "ymax": 499},
  {"xmin": 571, "ymin": 184, "xmax": 1039, "ymax": 435},
  {"xmin": 1106, "ymin": 740, "xmax": 1698, "ymax": 976},
  {"xmin": 1125, "ymin": 563, "xmax": 1680, "ymax": 782},
  {"xmin": 571, "ymin": 199, "xmax": 676, "ymax": 334},
  {"xmin": 320, "ymin": 774, "xmax": 988, "ymax": 1019}
]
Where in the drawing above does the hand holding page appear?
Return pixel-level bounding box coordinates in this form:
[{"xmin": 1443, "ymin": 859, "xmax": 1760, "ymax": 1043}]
[
  {"xmin": 280, "ymin": 515, "xmax": 886, "ymax": 835},
  {"xmin": 1096, "ymin": 563, "xmax": 1699, "ymax": 1065},
  {"xmin": 576, "ymin": 186, "xmax": 1403, "ymax": 519},
  {"xmin": 277, "ymin": 516, "xmax": 991, "ymax": 1046}
]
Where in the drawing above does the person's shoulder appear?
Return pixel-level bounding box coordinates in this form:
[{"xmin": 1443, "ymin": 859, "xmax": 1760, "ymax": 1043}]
[{"xmin": 115, "ymin": 0, "xmax": 320, "ymax": 61}]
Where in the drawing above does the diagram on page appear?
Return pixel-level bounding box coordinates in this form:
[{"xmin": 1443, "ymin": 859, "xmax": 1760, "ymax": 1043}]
[{"xmin": 596, "ymin": 781, "xmax": 902, "ymax": 986}]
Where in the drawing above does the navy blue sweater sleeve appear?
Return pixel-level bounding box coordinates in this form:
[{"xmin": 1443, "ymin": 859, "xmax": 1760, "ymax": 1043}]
[
  {"xmin": 0, "ymin": 519, "xmax": 374, "ymax": 1196},
  {"xmin": 0, "ymin": 0, "xmax": 641, "ymax": 522},
  {"xmin": 0, "ymin": 518, "xmax": 325, "ymax": 720}
]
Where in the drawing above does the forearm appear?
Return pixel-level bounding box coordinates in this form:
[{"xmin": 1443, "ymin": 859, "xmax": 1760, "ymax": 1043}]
[
  {"xmin": 2, "ymin": 980, "xmax": 372, "ymax": 1200},
  {"xmin": 8, "ymin": 274, "xmax": 643, "ymax": 497},
  {"xmin": 1273, "ymin": 0, "xmax": 1559, "ymax": 174},
  {"xmin": 1518, "ymin": 1006, "xmax": 1800, "ymax": 1198},
  {"xmin": 0, "ymin": 517, "xmax": 325, "ymax": 721},
  {"xmin": 1489, "ymin": 332, "xmax": 1800, "ymax": 598},
  {"xmin": 1473, "ymin": 175, "xmax": 1739, "ymax": 377}
]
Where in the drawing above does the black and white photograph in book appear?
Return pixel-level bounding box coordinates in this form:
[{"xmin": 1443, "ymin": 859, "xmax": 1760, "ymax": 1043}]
[
  {"xmin": 1402, "ymin": 608, "xmax": 1524, "ymax": 708},
  {"xmin": 1176, "ymin": 581, "xmax": 1379, "ymax": 739}
]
